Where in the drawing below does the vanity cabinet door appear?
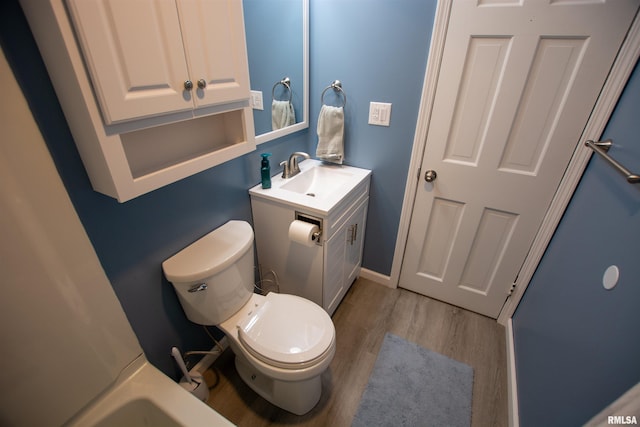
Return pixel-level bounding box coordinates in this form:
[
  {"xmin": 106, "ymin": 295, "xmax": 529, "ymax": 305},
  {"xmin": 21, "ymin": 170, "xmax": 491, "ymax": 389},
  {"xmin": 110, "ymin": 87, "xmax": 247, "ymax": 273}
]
[
  {"xmin": 323, "ymin": 221, "xmax": 347, "ymax": 316},
  {"xmin": 177, "ymin": 0, "xmax": 250, "ymax": 108},
  {"xmin": 323, "ymin": 198, "xmax": 368, "ymax": 315},
  {"xmin": 67, "ymin": 0, "xmax": 249, "ymax": 125},
  {"xmin": 344, "ymin": 199, "xmax": 368, "ymax": 288},
  {"xmin": 66, "ymin": 0, "xmax": 192, "ymax": 124}
]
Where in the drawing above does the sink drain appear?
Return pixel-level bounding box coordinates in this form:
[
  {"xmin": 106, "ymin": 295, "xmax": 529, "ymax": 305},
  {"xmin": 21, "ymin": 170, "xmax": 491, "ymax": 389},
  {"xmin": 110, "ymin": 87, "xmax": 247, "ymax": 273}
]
[{"xmin": 306, "ymin": 192, "xmax": 316, "ymax": 197}]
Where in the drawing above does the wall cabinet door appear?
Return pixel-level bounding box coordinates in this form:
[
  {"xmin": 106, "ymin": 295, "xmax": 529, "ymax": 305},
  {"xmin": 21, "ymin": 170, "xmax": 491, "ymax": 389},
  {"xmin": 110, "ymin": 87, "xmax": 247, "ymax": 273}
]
[
  {"xmin": 67, "ymin": 0, "xmax": 249, "ymax": 125},
  {"xmin": 177, "ymin": 0, "xmax": 250, "ymax": 108}
]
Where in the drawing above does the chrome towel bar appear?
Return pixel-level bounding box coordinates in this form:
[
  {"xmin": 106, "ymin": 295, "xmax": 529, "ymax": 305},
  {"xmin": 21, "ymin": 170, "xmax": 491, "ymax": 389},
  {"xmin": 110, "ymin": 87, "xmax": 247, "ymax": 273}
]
[{"xmin": 585, "ymin": 139, "xmax": 640, "ymax": 184}]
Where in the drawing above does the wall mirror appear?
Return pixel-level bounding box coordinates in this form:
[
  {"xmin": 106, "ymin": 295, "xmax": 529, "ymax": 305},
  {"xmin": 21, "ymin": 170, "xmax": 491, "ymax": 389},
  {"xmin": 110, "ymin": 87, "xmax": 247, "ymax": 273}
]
[{"xmin": 243, "ymin": 0, "xmax": 309, "ymax": 144}]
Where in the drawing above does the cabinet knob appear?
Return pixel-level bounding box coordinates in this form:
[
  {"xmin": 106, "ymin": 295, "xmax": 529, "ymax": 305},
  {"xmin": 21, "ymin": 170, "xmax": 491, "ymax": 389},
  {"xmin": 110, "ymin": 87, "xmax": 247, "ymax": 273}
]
[
  {"xmin": 197, "ymin": 79, "xmax": 207, "ymax": 89},
  {"xmin": 184, "ymin": 80, "xmax": 193, "ymax": 91}
]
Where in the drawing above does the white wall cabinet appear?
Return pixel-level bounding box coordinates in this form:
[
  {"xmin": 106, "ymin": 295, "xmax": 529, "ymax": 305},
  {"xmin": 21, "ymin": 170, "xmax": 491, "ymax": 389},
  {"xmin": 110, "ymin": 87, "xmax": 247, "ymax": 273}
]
[
  {"xmin": 67, "ymin": 0, "xmax": 250, "ymax": 125},
  {"xmin": 19, "ymin": 0, "xmax": 255, "ymax": 202}
]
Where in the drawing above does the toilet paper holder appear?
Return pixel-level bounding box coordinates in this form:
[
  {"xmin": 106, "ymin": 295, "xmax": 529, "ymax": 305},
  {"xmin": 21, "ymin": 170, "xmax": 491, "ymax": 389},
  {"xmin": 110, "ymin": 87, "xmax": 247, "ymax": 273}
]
[{"xmin": 295, "ymin": 211, "xmax": 323, "ymax": 245}]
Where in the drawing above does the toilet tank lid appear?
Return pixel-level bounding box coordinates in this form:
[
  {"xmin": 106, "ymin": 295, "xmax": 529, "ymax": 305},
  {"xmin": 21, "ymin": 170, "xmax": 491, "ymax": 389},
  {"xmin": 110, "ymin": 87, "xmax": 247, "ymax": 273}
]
[{"xmin": 162, "ymin": 220, "xmax": 253, "ymax": 283}]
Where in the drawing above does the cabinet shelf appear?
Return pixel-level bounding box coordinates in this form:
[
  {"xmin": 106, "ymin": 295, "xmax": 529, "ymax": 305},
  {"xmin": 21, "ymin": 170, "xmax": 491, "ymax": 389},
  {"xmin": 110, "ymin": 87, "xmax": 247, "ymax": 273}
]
[{"xmin": 121, "ymin": 110, "xmax": 247, "ymax": 179}]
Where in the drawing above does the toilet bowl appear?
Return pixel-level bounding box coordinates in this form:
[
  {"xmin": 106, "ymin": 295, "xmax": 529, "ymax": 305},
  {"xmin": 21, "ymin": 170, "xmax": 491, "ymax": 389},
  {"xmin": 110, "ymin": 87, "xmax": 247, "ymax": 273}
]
[{"xmin": 162, "ymin": 220, "xmax": 336, "ymax": 415}]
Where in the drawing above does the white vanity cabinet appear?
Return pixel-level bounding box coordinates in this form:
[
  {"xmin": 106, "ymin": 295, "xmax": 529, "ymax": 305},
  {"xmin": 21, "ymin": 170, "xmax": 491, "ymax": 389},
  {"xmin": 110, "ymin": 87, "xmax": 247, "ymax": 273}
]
[
  {"xmin": 249, "ymin": 163, "xmax": 371, "ymax": 316},
  {"xmin": 19, "ymin": 0, "xmax": 255, "ymax": 202},
  {"xmin": 66, "ymin": 0, "xmax": 250, "ymax": 125}
]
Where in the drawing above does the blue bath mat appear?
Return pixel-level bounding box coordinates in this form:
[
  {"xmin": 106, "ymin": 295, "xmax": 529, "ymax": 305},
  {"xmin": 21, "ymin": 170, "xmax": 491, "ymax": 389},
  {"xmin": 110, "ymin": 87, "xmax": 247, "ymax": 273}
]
[{"xmin": 352, "ymin": 333, "xmax": 473, "ymax": 427}]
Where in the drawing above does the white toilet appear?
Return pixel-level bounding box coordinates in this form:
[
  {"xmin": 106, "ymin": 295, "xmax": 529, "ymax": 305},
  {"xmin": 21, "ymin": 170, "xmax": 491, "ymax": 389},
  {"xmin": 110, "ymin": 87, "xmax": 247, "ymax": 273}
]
[{"xmin": 162, "ymin": 220, "xmax": 336, "ymax": 415}]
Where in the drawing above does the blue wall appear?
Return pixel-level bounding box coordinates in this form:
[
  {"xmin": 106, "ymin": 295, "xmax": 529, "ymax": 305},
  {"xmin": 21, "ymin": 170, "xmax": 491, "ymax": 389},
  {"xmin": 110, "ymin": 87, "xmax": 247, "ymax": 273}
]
[
  {"xmin": 308, "ymin": 0, "xmax": 435, "ymax": 274},
  {"xmin": 1, "ymin": 0, "xmax": 435, "ymax": 378},
  {"xmin": 513, "ymin": 59, "xmax": 640, "ymax": 426}
]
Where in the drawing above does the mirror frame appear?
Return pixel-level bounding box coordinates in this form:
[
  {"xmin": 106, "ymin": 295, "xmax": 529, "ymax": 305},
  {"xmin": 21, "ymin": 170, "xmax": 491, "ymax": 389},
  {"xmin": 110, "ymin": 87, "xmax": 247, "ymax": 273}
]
[{"xmin": 255, "ymin": 0, "xmax": 309, "ymax": 145}]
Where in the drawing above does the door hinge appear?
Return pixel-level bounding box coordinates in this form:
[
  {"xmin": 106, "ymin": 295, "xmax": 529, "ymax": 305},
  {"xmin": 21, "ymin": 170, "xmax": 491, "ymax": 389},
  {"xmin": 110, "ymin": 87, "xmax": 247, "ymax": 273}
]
[{"xmin": 508, "ymin": 274, "xmax": 518, "ymax": 295}]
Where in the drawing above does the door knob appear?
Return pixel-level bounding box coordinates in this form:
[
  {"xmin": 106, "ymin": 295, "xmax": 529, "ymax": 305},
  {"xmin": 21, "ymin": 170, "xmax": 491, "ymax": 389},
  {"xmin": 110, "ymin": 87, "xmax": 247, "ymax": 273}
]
[
  {"xmin": 197, "ymin": 79, "xmax": 207, "ymax": 89},
  {"xmin": 424, "ymin": 170, "xmax": 437, "ymax": 182},
  {"xmin": 184, "ymin": 80, "xmax": 193, "ymax": 90}
]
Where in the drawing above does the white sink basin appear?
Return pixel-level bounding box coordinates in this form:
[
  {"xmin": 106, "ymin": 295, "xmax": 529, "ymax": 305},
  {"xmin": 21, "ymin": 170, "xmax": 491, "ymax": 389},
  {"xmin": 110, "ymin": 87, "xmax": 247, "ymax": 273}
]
[
  {"xmin": 280, "ymin": 165, "xmax": 355, "ymax": 198},
  {"xmin": 249, "ymin": 159, "xmax": 371, "ymax": 214}
]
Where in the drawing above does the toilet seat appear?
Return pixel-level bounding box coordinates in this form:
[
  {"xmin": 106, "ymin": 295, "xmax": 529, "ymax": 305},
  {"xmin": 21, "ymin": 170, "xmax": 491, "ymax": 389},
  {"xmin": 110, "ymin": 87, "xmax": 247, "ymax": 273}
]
[{"xmin": 237, "ymin": 293, "xmax": 335, "ymax": 370}]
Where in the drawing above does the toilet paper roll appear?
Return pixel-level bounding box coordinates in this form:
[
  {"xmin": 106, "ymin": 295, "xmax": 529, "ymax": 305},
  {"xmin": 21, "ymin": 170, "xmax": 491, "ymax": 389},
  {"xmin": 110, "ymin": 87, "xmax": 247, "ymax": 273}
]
[{"xmin": 288, "ymin": 220, "xmax": 320, "ymax": 247}]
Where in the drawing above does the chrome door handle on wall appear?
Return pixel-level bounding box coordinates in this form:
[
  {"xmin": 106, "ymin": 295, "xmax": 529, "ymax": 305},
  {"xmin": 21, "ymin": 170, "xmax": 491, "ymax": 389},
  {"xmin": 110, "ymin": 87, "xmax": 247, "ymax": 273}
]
[
  {"xmin": 585, "ymin": 140, "xmax": 640, "ymax": 184},
  {"xmin": 424, "ymin": 170, "xmax": 437, "ymax": 183}
]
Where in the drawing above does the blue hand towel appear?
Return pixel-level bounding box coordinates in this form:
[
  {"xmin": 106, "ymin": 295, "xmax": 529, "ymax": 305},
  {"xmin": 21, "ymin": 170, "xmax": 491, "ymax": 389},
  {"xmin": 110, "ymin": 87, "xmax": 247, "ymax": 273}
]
[{"xmin": 316, "ymin": 105, "xmax": 344, "ymax": 164}]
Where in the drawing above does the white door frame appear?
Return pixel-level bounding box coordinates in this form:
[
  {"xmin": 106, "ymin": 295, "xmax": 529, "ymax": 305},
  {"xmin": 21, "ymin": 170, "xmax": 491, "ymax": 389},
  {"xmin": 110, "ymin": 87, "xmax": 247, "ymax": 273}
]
[{"xmin": 389, "ymin": 0, "xmax": 640, "ymax": 326}]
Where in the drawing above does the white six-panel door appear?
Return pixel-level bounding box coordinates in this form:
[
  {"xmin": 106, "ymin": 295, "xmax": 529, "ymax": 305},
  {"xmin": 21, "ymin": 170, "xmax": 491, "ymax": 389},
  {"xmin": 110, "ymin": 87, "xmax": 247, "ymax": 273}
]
[{"xmin": 399, "ymin": 0, "xmax": 639, "ymax": 318}]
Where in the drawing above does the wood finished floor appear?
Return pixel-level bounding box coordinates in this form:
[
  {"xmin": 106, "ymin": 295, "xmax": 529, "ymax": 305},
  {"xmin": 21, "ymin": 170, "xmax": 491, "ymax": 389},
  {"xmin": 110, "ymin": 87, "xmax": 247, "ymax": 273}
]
[{"xmin": 203, "ymin": 278, "xmax": 508, "ymax": 427}]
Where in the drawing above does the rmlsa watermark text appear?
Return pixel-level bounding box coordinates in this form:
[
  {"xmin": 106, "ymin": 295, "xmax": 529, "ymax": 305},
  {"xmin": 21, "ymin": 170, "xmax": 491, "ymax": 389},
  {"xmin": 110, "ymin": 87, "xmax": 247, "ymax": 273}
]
[{"xmin": 608, "ymin": 415, "xmax": 638, "ymax": 425}]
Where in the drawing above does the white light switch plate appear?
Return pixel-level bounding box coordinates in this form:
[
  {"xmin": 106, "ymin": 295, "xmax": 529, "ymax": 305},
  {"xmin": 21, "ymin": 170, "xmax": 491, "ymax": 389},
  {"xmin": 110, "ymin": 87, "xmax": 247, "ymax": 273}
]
[
  {"xmin": 250, "ymin": 90, "xmax": 264, "ymax": 110},
  {"xmin": 368, "ymin": 102, "xmax": 392, "ymax": 126}
]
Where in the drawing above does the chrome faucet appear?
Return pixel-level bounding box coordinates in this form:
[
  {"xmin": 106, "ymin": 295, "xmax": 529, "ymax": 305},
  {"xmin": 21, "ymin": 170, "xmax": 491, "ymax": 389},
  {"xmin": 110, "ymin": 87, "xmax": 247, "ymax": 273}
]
[{"xmin": 280, "ymin": 152, "xmax": 310, "ymax": 178}]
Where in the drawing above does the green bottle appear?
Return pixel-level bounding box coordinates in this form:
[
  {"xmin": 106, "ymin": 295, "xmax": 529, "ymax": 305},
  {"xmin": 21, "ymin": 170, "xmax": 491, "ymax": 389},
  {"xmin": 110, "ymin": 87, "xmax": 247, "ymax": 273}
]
[{"xmin": 261, "ymin": 153, "xmax": 272, "ymax": 189}]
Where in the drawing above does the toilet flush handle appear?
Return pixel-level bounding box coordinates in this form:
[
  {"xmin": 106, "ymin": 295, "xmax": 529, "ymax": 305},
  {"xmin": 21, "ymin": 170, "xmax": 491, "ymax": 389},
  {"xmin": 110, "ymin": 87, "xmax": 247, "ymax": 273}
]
[{"xmin": 188, "ymin": 283, "xmax": 208, "ymax": 293}]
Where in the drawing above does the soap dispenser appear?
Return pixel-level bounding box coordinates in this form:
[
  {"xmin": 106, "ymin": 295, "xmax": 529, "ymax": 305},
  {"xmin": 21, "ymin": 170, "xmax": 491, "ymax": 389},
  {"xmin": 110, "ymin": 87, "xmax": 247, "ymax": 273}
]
[{"xmin": 261, "ymin": 153, "xmax": 272, "ymax": 189}]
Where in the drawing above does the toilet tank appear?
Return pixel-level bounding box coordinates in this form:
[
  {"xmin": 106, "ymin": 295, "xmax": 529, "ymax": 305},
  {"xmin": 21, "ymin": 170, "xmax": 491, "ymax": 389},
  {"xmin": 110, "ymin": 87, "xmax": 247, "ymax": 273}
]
[{"xmin": 162, "ymin": 220, "xmax": 255, "ymax": 325}]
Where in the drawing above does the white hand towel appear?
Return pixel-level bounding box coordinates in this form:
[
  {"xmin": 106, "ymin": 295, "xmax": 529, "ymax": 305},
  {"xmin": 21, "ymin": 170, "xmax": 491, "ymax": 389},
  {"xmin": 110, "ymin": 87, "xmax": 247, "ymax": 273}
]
[
  {"xmin": 316, "ymin": 105, "xmax": 344, "ymax": 164},
  {"xmin": 272, "ymin": 100, "xmax": 296, "ymax": 130}
]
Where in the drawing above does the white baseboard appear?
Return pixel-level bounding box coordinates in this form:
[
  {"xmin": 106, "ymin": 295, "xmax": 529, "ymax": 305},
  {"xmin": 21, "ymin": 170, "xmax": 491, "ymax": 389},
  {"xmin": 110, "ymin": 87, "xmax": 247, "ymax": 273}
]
[
  {"xmin": 585, "ymin": 382, "xmax": 640, "ymax": 426},
  {"xmin": 190, "ymin": 336, "xmax": 229, "ymax": 375},
  {"xmin": 506, "ymin": 319, "xmax": 520, "ymax": 427},
  {"xmin": 359, "ymin": 268, "xmax": 394, "ymax": 288}
]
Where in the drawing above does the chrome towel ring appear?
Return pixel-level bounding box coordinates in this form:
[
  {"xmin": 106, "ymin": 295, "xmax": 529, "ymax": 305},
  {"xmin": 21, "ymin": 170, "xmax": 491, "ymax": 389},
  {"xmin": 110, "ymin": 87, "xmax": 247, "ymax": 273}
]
[
  {"xmin": 321, "ymin": 80, "xmax": 346, "ymax": 108},
  {"xmin": 272, "ymin": 77, "xmax": 292, "ymax": 102}
]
